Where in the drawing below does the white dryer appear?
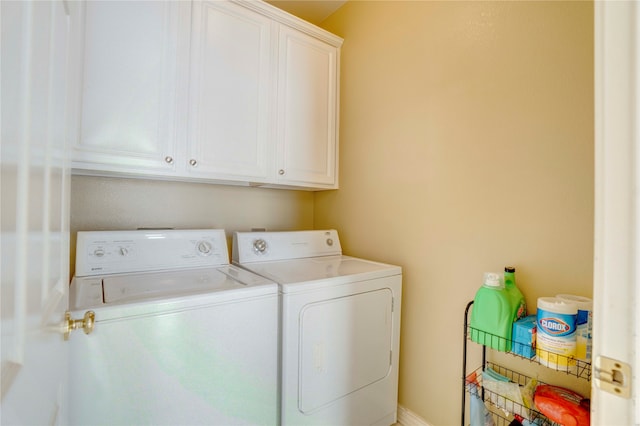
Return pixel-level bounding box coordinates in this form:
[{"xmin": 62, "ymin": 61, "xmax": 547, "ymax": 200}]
[
  {"xmin": 232, "ymin": 230, "xmax": 402, "ymax": 426},
  {"xmin": 68, "ymin": 229, "xmax": 278, "ymax": 426}
]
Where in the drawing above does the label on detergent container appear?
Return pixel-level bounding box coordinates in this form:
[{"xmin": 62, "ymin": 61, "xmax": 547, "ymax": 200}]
[{"xmin": 536, "ymin": 298, "xmax": 577, "ymax": 370}]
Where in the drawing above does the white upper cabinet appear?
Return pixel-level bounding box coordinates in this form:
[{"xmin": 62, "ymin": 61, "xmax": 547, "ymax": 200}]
[
  {"xmin": 186, "ymin": 0, "xmax": 273, "ymax": 182},
  {"xmin": 71, "ymin": 0, "xmax": 343, "ymax": 190},
  {"xmin": 275, "ymin": 25, "xmax": 339, "ymax": 188},
  {"xmin": 72, "ymin": 1, "xmax": 191, "ymax": 175}
]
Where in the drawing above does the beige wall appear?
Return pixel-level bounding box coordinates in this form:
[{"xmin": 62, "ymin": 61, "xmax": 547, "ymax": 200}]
[
  {"xmin": 70, "ymin": 175, "xmax": 314, "ymax": 276},
  {"xmin": 317, "ymin": 1, "xmax": 594, "ymax": 424}
]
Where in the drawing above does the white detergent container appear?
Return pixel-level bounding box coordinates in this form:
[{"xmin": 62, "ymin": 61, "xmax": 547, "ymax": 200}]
[{"xmin": 68, "ymin": 229, "xmax": 279, "ymax": 425}]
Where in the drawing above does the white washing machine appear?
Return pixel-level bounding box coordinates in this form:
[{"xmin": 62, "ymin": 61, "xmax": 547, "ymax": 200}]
[
  {"xmin": 68, "ymin": 229, "xmax": 278, "ymax": 426},
  {"xmin": 232, "ymin": 230, "xmax": 402, "ymax": 426}
]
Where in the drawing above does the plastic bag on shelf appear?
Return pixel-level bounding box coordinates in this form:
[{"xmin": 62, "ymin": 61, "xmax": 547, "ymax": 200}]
[
  {"xmin": 482, "ymin": 367, "xmax": 529, "ymax": 419},
  {"xmin": 520, "ymin": 377, "xmax": 538, "ymax": 411},
  {"xmin": 466, "ymin": 372, "xmax": 495, "ymax": 426}
]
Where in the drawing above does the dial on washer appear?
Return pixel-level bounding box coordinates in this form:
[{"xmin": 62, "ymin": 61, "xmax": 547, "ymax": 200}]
[{"xmin": 197, "ymin": 240, "xmax": 213, "ymax": 256}]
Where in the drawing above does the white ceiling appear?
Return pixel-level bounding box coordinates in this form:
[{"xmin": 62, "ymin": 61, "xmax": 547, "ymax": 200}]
[{"xmin": 265, "ymin": 0, "xmax": 347, "ymax": 25}]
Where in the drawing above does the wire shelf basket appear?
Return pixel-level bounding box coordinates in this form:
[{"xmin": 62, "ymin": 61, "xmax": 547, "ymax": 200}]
[
  {"xmin": 466, "ymin": 320, "xmax": 591, "ymax": 381},
  {"xmin": 466, "ymin": 362, "xmax": 557, "ymax": 426}
]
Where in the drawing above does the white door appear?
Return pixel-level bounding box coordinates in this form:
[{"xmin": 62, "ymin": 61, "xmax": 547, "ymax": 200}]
[
  {"xmin": 276, "ymin": 25, "xmax": 338, "ymax": 188},
  {"xmin": 1, "ymin": 1, "xmax": 78, "ymax": 423},
  {"xmin": 592, "ymin": 0, "xmax": 638, "ymax": 423},
  {"xmin": 186, "ymin": 0, "xmax": 272, "ymax": 181},
  {"xmin": 71, "ymin": 0, "xmax": 190, "ymax": 176},
  {"xmin": 298, "ymin": 289, "xmax": 393, "ymax": 413}
]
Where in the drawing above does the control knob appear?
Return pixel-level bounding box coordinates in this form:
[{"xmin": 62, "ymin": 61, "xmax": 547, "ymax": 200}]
[
  {"xmin": 197, "ymin": 241, "xmax": 212, "ymax": 256},
  {"xmin": 253, "ymin": 239, "xmax": 267, "ymax": 254}
]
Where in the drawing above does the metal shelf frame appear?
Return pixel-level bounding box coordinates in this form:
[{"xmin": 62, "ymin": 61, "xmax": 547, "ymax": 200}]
[{"xmin": 461, "ymin": 301, "xmax": 591, "ymax": 426}]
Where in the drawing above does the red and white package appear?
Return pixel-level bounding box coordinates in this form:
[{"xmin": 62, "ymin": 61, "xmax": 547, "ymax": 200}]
[{"xmin": 534, "ymin": 384, "xmax": 590, "ymax": 426}]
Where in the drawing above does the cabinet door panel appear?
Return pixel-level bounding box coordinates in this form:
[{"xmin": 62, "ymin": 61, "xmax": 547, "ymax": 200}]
[
  {"xmin": 277, "ymin": 26, "xmax": 338, "ymax": 187},
  {"xmin": 73, "ymin": 1, "xmax": 189, "ymax": 174},
  {"xmin": 187, "ymin": 1, "xmax": 272, "ymax": 180}
]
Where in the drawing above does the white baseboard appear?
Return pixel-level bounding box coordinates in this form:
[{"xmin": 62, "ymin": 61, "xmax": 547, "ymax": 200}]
[{"xmin": 396, "ymin": 405, "xmax": 431, "ymax": 426}]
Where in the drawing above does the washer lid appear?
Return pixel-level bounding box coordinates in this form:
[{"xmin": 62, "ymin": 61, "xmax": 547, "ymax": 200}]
[
  {"xmin": 238, "ymin": 255, "xmax": 401, "ymax": 292},
  {"xmin": 70, "ymin": 265, "xmax": 277, "ymax": 313},
  {"xmin": 104, "ymin": 268, "xmax": 236, "ymax": 304}
]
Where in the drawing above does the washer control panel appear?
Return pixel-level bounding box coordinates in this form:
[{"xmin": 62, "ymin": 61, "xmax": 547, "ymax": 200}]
[{"xmin": 75, "ymin": 229, "xmax": 229, "ymax": 277}]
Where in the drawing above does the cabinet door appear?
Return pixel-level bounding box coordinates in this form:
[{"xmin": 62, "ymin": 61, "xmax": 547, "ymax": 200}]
[
  {"xmin": 186, "ymin": 0, "xmax": 273, "ymax": 181},
  {"xmin": 276, "ymin": 26, "xmax": 339, "ymax": 188},
  {"xmin": 72, "ymin": 1, "xmax": 190, "ymax": 175}
]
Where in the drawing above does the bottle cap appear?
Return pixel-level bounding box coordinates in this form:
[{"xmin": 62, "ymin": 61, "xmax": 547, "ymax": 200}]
[
  {"xmin": 505, "ymin": 266, "xmax": 516, "ymax": 273},
  {"xmin": 483, "ymin": 272, "xmax": 504, "ymax": 288}
]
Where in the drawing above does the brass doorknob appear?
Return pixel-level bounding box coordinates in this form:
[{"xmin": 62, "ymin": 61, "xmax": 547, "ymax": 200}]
[{"xmin": 64, "ymin": 310, "xmax": 95, "ymax": 341}]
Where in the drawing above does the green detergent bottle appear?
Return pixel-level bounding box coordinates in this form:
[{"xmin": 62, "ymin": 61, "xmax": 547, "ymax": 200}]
[
  {"xmin": 504, "ymin": 266, "xmax": 526, "ymax": 321},
  {"xmin": 470, "ymin": 272, "xmax": 513, "ymax": 352}
]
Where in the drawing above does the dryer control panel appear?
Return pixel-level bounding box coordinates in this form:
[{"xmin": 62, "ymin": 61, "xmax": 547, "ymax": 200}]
[
  {"xmin": 233, "ymin": 230, "xmax": 342, "ymax": 263},
  {"xmin": 75, "ymin": 229, "xmax": 229, "ymax": 276}
]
